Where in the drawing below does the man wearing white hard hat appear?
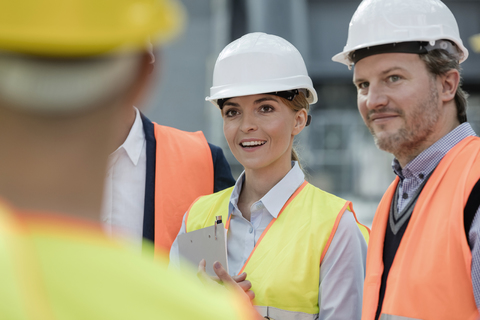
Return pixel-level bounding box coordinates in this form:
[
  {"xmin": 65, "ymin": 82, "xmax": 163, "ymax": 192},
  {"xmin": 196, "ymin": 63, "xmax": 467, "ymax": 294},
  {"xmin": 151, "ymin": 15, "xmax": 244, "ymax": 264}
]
[
  {"xmin": 171, "ymin": 32, "xmax": 370, "ymax": 320},
  {"xmin": 332, "ymin": 0, "xmax": 480, "ymax": 319},
  {"xmin": 0, "ymin": 0, "xmax": 257, "ymax": 318}
]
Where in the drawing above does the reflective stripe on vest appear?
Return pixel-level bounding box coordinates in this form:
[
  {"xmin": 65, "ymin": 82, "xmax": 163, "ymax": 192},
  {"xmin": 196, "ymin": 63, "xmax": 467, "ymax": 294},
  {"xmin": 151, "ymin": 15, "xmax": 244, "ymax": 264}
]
[
  {"xmin": 186, "ymin": 181, "xmax": 370, "ymax": 314},
  {"xmin": 362, "ymin": 136, "xmax": 480, "ymax": 320},
  {"xmin": 153, "ymin": 123, "xmax": 213, "ymax": 255},
  {"xmin": 379, "ymin": 315, "xmax": 421, "ymax": 320},
  {"xmin": 255, "ymin": 306, "xmax": 318, "ymax": 320}
]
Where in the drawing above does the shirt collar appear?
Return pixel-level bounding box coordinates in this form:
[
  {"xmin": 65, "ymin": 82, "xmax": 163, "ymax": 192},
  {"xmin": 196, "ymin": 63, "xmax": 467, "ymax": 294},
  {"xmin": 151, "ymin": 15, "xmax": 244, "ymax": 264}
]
[
  {"xmin": 109, "ymin": 107, "xmax": 145, "ymax": 166},
  {"xmin": 229, "ymin": 161, "xmax": 305, "ymax": 219},
  {"xmin": 392, "ymin": 122, "xmax": 477, "ymax": 180}
]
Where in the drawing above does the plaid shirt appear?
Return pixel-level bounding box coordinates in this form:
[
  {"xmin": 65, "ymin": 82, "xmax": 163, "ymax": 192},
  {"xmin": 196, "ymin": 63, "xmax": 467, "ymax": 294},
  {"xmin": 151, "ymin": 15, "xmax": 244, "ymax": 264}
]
[{"xmin": 392, "ymin": 122, "xmax": 480, "ymax": 308}]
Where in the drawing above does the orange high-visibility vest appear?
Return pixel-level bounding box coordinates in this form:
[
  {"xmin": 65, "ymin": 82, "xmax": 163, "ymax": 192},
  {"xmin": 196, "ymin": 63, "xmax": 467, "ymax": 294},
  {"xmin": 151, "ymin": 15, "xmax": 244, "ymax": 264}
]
[
  {"xmin": 153, "ymin": 124, "xmax": 214, "ymax": 255},
  {"xmin": 362, "ymin": 136, "xmax": 480, "ymax": 320}
]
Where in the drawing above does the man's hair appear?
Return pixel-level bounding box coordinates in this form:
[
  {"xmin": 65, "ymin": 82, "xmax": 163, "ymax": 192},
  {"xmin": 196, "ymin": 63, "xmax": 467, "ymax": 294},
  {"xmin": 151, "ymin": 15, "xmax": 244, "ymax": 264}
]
[{"xmin": 419, "ymin": 49, "xmax": 468, "ymax": 123}]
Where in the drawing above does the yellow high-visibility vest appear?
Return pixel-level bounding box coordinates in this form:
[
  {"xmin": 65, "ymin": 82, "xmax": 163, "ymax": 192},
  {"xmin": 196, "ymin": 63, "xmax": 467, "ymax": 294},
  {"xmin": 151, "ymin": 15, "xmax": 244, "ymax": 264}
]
[
  {"xmin": 186, "ymin": 181, "xmax": 369, "ymax": 317},
  {"xmin": 0, "ymin": 200, "xmax": 252, "ymax": 320}
]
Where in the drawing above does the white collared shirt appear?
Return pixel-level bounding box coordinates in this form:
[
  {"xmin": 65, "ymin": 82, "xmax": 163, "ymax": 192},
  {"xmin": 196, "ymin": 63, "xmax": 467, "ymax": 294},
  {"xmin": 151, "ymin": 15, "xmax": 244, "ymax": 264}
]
[
  {"xmin": 170, "ymin": 162, "xmax": 367, "ymax": 320},
  {"xmin": 101, "ymin": 107, "xmax": 146, "ymax": 249}
]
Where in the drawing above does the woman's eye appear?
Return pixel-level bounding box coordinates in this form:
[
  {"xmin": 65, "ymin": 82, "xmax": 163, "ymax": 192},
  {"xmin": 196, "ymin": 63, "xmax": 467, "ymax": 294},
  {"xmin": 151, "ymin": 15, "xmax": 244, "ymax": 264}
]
[
  {"xmin": 260, "ymin": 105, "xmax": 274, "ymax": 113},
  {"xmin": 224, "ymin": 109, "xmax": 238, "ymax": 117}
]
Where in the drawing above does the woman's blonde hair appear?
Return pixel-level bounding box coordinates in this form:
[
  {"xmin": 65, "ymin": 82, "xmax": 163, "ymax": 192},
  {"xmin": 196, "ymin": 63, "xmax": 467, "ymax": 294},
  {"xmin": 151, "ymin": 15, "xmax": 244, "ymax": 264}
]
[{"xmin": 279, "ymin": 91, "xmax": 310, "ymax": 164}]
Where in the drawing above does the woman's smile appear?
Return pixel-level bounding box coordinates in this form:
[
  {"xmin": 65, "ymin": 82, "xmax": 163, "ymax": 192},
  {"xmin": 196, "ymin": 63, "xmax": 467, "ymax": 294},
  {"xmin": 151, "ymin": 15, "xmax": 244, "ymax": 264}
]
[{"xmin": 222, "ymin": 94, "xmax": 299, "ymax": 173}]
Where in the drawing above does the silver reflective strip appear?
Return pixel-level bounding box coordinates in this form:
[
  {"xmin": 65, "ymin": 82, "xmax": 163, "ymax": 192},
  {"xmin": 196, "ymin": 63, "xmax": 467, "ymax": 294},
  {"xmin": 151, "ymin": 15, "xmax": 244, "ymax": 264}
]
[
  {"xmin": 256, "ymin": 306, "xmax": 318, "ymax": 320},
  {"xmin": 380, "ymin": 314, "xmax": 422, "ymax": 320}
]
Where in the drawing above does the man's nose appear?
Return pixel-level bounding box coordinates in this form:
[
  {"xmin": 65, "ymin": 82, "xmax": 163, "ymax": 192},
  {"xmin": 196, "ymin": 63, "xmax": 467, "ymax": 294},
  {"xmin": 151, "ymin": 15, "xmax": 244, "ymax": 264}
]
[{"xmin": 365, "ymin": 84, "xmax": 388, "ymax": 110}]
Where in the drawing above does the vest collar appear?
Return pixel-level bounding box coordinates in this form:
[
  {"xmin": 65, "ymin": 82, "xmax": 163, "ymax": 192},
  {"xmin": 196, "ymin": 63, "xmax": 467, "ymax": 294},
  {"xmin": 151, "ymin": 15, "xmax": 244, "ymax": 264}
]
[{"xmin": 229, "ymin": 161, "xmax": 305, "ymax": 219}]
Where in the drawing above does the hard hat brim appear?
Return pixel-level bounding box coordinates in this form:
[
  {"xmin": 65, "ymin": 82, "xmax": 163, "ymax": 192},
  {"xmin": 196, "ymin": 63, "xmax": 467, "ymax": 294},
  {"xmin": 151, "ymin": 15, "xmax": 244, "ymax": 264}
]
[
  {"xmin": 332, "ymin": 37, "xmax": 469, "ymax": 67},
  {"xmin": 206, "ymin": 77, "xmax": 318, "ymax": 108}
]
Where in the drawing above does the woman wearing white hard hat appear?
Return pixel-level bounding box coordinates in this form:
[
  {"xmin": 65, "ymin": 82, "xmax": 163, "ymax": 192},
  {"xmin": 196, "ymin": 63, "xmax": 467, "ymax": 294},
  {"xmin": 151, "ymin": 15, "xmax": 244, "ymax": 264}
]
[{"xmin": 170, "ymin": 32, "xmax": 369, "ymax": 319}]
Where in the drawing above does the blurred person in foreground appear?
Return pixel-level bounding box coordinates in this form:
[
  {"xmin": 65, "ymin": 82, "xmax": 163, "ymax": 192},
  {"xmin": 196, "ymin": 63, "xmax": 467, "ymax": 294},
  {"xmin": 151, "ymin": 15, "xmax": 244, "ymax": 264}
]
[
  {"xmin": 100, "ymin": 45, "xmax": 235, "ymax": 255},
  {"xmin": 0, "ymin": 0, "xmax": 256, "ymax": 319},
  {"xmin": 171, "ymin": 32, "xmax": 370, "ymax": 320},
  {"xmin": 332, "ymin": 0, "xmax": 480, "ymax": 319}
]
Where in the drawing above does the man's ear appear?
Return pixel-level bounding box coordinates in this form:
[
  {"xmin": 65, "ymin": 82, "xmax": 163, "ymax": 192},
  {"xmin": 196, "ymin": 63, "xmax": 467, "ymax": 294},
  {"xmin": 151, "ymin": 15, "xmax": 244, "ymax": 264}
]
[
  {"xmin": 128, "ymin": 50, "xmax": 160, "ymax": 109},
  {"xmin": 439, "ymin": 69, "xmax": 460, "ymax": 103},
  {"xmin": 146, "ymin": 39, "xmax": 156, "ymax": 75},
  {"xmin": 292, "ymin": 108, "xmax": 308, "ymax": 136}
]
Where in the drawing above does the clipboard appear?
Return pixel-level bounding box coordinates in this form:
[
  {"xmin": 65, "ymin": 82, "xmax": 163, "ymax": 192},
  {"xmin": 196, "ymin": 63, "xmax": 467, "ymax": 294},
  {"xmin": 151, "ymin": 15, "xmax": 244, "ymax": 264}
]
[{"xmin": 177, "ymin": 217, "xmax": 228, "ymax": 277}]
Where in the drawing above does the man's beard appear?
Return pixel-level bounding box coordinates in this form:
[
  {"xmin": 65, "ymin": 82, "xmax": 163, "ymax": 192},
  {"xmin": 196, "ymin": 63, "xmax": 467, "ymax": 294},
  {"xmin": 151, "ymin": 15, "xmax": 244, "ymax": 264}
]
[{"xmin": 368, "ymin": 81, "xmax": 440, "ymax": 158}]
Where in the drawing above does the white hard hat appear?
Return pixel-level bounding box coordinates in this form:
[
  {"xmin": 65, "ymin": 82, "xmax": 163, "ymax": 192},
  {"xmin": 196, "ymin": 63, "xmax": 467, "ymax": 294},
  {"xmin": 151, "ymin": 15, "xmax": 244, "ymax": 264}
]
[
  {"xmin": 206, "ymin": 32, "xmax": 318, "ymax": 108},
  {"xmin": 332, "ymin": 0, "xmax": 469, "ymax": 67}
]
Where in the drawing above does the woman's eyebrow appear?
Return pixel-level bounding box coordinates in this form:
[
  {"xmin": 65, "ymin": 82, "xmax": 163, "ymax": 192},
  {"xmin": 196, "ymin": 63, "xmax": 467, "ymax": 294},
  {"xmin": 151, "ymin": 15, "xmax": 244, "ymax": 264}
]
[
  {"xmin": 223, "ymin": 101, "xmax": 240, "ymax": 108},
  {"xmin": 254, "ymin": 97, "xmax": 278, "ymax": 104}
]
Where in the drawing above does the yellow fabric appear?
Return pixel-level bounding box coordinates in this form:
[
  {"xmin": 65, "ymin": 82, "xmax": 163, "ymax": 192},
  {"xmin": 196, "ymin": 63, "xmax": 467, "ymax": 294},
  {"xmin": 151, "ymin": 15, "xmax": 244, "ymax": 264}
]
[
  {"xmin": 186, "ymin": 183, "xmax": 367, "ymax": 314},
  {"xmin": 0, "ymin": 202, "xmax": 250, "ymax": 320},
  {"xmin": 0, "ymin": 0, "xmax": 185, "ymax": 56},
  {"xmin": 0, "ymin": 204, "xmax": 42, "ymax": 320}
]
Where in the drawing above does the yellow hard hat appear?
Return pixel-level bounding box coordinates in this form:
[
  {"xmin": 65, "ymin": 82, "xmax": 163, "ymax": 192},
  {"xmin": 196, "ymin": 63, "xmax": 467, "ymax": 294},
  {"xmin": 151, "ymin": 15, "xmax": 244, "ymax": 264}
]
[{"xmin": 0, "ymin": 0, "xmax": 185, "ymax": 57}]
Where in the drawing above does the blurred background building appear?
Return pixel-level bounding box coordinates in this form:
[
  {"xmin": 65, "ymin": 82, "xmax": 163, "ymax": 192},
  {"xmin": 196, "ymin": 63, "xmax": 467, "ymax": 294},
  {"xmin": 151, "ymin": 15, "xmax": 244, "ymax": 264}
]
[{"xmin": 142, "ymin": 0, "xmax": 480, "ymax": 226}]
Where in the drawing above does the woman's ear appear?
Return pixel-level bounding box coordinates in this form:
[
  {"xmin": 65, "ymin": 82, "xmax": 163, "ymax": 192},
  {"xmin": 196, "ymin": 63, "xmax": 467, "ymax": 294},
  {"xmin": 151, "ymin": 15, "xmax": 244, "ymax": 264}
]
[{"xmin": 292, "ymin": 109, "xmax": 308, "ymax": 136}]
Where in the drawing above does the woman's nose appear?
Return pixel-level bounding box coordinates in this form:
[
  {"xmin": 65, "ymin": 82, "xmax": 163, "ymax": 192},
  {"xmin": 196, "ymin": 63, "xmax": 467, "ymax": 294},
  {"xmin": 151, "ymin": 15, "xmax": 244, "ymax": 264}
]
[{"xmin": 239, "ymin": 112, "xmax": 258, "ymax": 133}]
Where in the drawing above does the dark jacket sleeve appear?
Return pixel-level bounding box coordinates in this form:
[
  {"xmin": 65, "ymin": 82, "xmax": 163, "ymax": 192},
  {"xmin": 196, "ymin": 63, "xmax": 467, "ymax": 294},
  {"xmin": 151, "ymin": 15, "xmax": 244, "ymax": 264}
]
[{"xmin": 208, "ymin": 143, "xmax": 236, "ymax": 192}]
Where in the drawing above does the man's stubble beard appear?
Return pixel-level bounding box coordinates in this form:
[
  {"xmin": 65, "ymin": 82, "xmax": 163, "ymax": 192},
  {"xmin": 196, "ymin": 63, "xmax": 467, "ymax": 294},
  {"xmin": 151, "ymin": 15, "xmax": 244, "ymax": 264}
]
[{"xmin": 369, "ymin": 79, "xmax": 441, "ymax": 159}]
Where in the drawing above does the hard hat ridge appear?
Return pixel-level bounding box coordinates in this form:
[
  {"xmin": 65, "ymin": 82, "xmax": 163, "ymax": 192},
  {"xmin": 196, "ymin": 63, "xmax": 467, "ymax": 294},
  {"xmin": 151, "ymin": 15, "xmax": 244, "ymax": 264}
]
[{"xmin": 206, "ymin": 32, "xmax": 318, "ymax": 108}]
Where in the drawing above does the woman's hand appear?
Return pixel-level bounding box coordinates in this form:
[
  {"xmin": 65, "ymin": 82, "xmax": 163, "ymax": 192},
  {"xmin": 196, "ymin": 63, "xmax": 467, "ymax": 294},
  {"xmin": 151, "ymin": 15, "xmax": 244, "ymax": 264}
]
[
  {"xmin": 197, "ymin": 259, "xmax": 255, "ymax": 303},
  {"xmin": 232, "ymin": 271, "xmax": 255, "ymax": 301},
  {"xmin": 197, "ymin": 260, "xmax": 263, "ymax": 320}
]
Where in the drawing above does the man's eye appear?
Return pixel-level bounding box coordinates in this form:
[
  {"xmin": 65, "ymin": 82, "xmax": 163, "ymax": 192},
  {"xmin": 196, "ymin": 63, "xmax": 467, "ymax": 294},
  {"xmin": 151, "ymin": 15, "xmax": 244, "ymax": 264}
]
[
  {"xmin": 358, "ymin": 82, "xmax": 369, "ymax": 89},
  {"xmin": 389, "ymin": 75, "xmax": 400, "ymax": 82}
]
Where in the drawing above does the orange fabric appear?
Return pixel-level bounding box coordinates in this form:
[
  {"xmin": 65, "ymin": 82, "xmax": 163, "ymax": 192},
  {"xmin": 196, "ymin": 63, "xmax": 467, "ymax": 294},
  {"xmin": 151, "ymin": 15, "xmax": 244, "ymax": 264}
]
[
  {"xmin": 362, "ymin": 136, "xmax": 480, "ymax": 320},
  {"xmin": 17, "ymin": 211, "xmax": 105, "ymax": 236},
  {"xmin": 153, "ymin": 123, "xmax": 214, "ymax": 255}
]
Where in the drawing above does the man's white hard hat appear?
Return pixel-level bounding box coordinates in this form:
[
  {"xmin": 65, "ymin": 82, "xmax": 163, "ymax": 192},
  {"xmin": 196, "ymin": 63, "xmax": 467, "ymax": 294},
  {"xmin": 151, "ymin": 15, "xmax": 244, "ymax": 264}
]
[
  {"xmin": 332, "ymin": 0, "xmax": 469, "ymax": 67},
  {"xmin": 206, "ymin": 32, "xmax": 318, "ymax": 108}
]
